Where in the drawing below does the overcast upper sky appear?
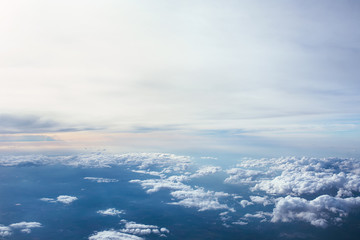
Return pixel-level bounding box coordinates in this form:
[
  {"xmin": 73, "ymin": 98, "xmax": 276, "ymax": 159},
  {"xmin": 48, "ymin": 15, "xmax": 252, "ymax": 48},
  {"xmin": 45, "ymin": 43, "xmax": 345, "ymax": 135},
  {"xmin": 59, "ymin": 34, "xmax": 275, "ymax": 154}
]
[{"xmin": 1, "ymin": 0, "xmax": 359, "ymax": 156}]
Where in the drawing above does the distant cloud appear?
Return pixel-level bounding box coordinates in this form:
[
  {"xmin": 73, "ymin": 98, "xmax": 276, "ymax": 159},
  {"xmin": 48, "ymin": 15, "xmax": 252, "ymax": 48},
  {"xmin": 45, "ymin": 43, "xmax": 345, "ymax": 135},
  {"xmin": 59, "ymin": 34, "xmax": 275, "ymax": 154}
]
[
  {"xmin": 0, "ymin": 114, "xmax": 96, "ymax": 134},
  {"xmin": 97, "ymin": 208, "xmax": 124, "ymax": 216},
  {"xmin": 40, "ymin": 195, "xmax": 78, "ymax": 204},
  {"xmin": 0, "ymin": 153, "xmax": 191, "ymax": 170},
  {"xmin": 84, "ymin": 177, "xmax": 119, "ymax": 183}
]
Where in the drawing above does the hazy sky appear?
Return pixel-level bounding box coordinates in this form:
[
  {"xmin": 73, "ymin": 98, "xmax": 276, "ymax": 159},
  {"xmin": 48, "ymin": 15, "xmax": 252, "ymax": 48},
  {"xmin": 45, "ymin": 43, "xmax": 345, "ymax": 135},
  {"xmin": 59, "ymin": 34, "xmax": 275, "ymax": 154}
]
[{"xmin": 1, "ymin": 0, "xmax": 359, "ymax": 156}]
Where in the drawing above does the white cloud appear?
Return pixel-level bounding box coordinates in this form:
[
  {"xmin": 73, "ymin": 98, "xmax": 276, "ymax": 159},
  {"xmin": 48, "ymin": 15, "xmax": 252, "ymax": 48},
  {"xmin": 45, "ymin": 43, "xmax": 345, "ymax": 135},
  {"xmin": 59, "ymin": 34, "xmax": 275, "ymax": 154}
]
[
  {"xmin": 0, "ymin": 221, "xmax": 42, "ymax": 236},
  {"xmin": 190, "ymin": 166, "xmax": 222, "ymax": 178},
  {"xmin": 129, "ymin": 178, "xmax": 191, "ymax": 194},
  {"xmin": 232, "ymin": 221, "xmax": 248, "ymax": 225},
  {"xmin": 169, "ymin": 188, "xmax": 234, "ymax": 212},
  {"xmin": 0, "ymin": 153, "xmax": 191, "ymax": 171},
  {"xmin": 57, "ymin": 195, "xmax": 78, "ymax": 204},
  {"xmin": 131, "ymin": 170, "xmax": 164, "ymax": 177},
  {"xmin": 41, "ymin": 195, "xmax": 78, "ymax": 204},
  {"xmin": 131, "ymin": 174, "xmax": 234, "ymax": 212},
  {"xmin": 224, "ymin": 168, "xmax": 270, "ymax": 184},
  {"xmin": 0, "ymin": 225, "xmax": 12, "ymax": 237},
  {"xmin": 249, "ymin": 196, "xmax": 274, "ymax": 206},
  {"xmin": 272, "ymin": 195, "xmax": 360, "ymax": 227},
  {"xmin": 120, "ymin": 221, "xmax": 169, "ymax": 236},
  {"xmin": 97, "ymin": 208, "xmax": 124, "ymax": 216},
  {"xmin": 89, "ymin": 230, "xmax": 144, "ymax": 240},
  {"xmin": 84, "ymin": 177, "xmax": 119, "ymax": 183},
  {"xmin": 230, "ymin": 157, "xmax": 360, "ymax": 197},
  {"xmin": 239, "ymin": 200, "xmax": 253, "ymax": 208}
]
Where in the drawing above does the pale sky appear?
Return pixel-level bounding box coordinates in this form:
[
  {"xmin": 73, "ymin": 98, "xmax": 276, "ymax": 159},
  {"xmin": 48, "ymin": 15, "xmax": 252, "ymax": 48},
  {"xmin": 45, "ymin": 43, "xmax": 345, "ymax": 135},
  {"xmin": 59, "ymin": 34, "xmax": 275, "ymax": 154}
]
[{"xmin": 1, "ymin": 0, "xmax": 359, "ymax": 156}]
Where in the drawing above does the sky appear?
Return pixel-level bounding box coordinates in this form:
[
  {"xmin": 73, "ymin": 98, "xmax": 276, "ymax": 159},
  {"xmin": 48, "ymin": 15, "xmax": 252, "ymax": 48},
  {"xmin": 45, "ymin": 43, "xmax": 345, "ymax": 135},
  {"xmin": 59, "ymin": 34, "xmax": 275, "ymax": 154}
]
[{"xmin": 0, "ymin": 0, "xmax": 359, "ymax": 156}]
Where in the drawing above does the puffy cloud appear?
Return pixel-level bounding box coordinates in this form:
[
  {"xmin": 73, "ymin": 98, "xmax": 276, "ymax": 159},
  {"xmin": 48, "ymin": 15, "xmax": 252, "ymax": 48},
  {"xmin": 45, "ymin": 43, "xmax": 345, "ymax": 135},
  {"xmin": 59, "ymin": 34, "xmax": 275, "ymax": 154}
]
[
  {"xmin": 129, "ymin": 178, "xmax": 191, "ymax": 194},
  {"xmin": 0, "ymin": 225, "xmax": 12, "ymax": 237},
  {"xmin": 89, "ymin": 230, "xmax": 144, "ymax": 240},
  {"xmin": 169, "ymin": 188, "xmax": 234, "ymax": 212},
  {"xmin": 56, "ymin": 195, "xmax": 78, "ymax": 204},
  {"xmin": 228, "ymin": 157, "xmax": 360, "ymax": 197},
  {"xmin": 97, "ymin": 208, "xmax": 124, "ymax": 216},
  {"xmin": 224, "ymin": 168, "xmax": 270, "ymax": 184},
  {"xmin": 272, "ymin": 195, "xmax": 360, "ymax": 227},
  {"xmin": 249, "ymin": 196, "xmax": 274, "ymax": 206},
  {"xmin": 131, "ymin": 175, "xmax": 234, "ymax": 212},
  {"xmin": 120, "ymin": 221, "xmax": 169, "ymax": 236},
  {"xmin": 84, "ymin": 177, "xmax": 119, "ymax": 183},
  {"xmin": 239, "ymin": 200, "xmax": 253, "ymax": 208},
  {"xmin": 190, "ymin": 166, "xmax": 222, "ymax": 178},
  {"xmin": 0, "ymin": 221, "xmax": 42, "ymax": 236},
  {"xmin": 41, "ymin": 195, "xmax": 78, "ymax": 204}
]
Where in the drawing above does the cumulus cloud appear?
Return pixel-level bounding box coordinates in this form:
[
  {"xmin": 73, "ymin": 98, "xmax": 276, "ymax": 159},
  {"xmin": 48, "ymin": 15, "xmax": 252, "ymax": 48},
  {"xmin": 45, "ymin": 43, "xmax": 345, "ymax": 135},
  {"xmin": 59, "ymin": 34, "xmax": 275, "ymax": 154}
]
[
  {"xmin": 120, "ymin": 220, "xmax": 169, "ymax": 236},
  {"xmin": 0, "ymin": 153, "xmax": 191, "ymax": 170},
  {"xmin": 239, "ymin": 199, "xmax": 253, "ymax": 208},
  {"xmin": 190, "ymin": 166, "xmax": 222, "ymax": 178},
  {"xmin": 41, "ymin": 195, "xmax": 78, "ymax": 204},
  {"xmin": 0, "ymin": 225, "xmax": 12, "ymax": 237},
  {"xmin": 243, "ymin": 211, "xmax": 273, "ymax": 222},
  {"xmin": 0, "ymin": 221, "xmax": 42, "ymax": 236},
  {"xmin": 249, "ymin": 196, "xmax": 274, "ymax": 206},
  {"xmin": 84, "ymin": 177, "xmax": 119, "ymax": 183},
  {"xmin": 130, "ymin": 178, "xmax": 191, "ymax": 194},
  {"xmin": 272, "ymin": 195, "xmax": 360, "ymax": 227},
  {"xmin": 97, "ymin": 208, "xmax": 124, "ymax": 216},
  {"xmin": 169, "ymin": 188, "xmax": 234, "ymax": 212},
  {"xmin": 131, "ymin": 175, "xmax": 234, "ymax": 212},
  {"xmin": 89, "ymin": 220, "xmax": 169, "ymax": 240},
  {"xmin": 89, "ymin": 230, "xmax": 144, "ymax": 240},
  {"xmin": 224, "ymin": 168, "xmax": 270, "ymax": 184},
  {"xmin": 229, "ymin": 157, "xmax": 360, "ymax": 197}
]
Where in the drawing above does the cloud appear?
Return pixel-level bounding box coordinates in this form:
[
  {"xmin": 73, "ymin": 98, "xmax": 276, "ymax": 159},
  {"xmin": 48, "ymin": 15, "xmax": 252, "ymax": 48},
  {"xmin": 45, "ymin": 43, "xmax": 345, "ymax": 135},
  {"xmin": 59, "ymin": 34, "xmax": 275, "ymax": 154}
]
[
  {"xmin": 190, "ymin": 166, "xmax": 222, "ymax": 178},
  {"xmin": 120, "ymin": 220, "xmax": 169, "ymax": 236},
  {"xmin": 84, "ymin": 177, "xmax": 119, "ymax": 183},
  {"xmin": 224, "ymin": 168, "xmax": 270, "ymax": 184},
  {"xmin": 226, "ymin": 157, "xmax": 360, "ymax": 198},
  {"xmin": 0, "ymin": 114, "xmax": 95, "ymax": 134},
  {"xmin": 89, "ymin": 220, "xmax": 169, "ymax": 240},
  {"xmin": 249, "ymin": 196, "xmax": 274, "ymax": 206},
  {"xmin": 243, "ymin": 211, "xmax": 273, "ymax": 222},
  {"xmin": 97, "ymin": 208, "xmax": 124, "ymax": 216},
  {"xmin": 131, "ymin": 173, "xmax": 234, "ymax": 212},
  {"xmin": 272, "ymin": 195, "xmax": 360, "ymax": 227},
  {"xmin": 0, "ymin": 225, "xmax": 12, "ymax": 237},
  {"xmin": 89, "ymin": 230, "xmax": 144, "ymax": 240},
  {"xmin": 130, "ymin": 176, "xmax": 191, "ymax": 194},
  {"xmin": 239, "ymin": 200, "xmax": 253, "ymax": 208},
  {"xmin": 41, "ymin": 195, "xmax": 78, "ymax": 204},
  {"xmin": 169, "ymin": 188, "xmax": 234, "ymax": 212},
  {"xmin": 0, "ymin": 221, "xmax": 42, "ymax": 236},
  {"xmin": 131, "ymin": 170, "xmax": 164, "ymax": 177},
  {"xmin": 0, "ymin": 153, "xmax": 191, "ymax": 170}
]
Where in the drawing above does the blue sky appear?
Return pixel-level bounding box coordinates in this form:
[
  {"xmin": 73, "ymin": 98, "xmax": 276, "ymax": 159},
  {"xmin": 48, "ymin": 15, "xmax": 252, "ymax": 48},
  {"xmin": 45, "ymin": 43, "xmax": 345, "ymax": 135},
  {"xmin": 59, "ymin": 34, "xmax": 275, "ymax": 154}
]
[{"xmin": 0, "ymin": 0, "xmax": 359, "ymax": 156}]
